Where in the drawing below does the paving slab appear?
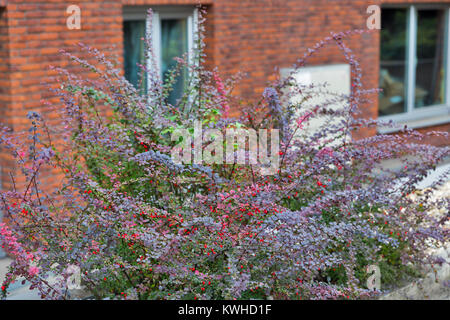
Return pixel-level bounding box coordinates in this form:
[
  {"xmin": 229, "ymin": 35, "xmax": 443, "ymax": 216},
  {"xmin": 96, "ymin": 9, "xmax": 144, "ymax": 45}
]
[{"xmin": 0, "ymin": 258, "xmax": 42, "ymax": 300}]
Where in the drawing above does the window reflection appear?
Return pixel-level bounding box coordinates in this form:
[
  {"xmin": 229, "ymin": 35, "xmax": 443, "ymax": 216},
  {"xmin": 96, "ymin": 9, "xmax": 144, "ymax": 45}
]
[
  {"xmin": 123, "ymin": 20, "xmax": 147, "ymax": 92},
  {"xmin": 379, "ymin": 9, "xmax": 408, "ymax": 116},
  {"xmin": 161, "ymin": 18, "xmax": 188, "ymax": 106},
  {"xmin": 415, "ymin": 9, "xmax": 446, "ymax": 108},
  {"xmin": 123, "ymin": 17, "xmax": 189, "ymax": 103}
]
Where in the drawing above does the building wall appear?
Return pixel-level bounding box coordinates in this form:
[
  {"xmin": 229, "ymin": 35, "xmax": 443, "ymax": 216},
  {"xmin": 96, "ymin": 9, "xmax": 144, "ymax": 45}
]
[
  {"xmin": 0, "ymin": 5, "xmax": 13, "ymax": 193},
  {"xmin": 0, "ymin": 0, "xmax": 126, "ymax": 191},
  {"xmin": 0, "ymin": 0, "xmax": 448, "ymax": 192},
  {"xmin": 0, "ymin": 6, "xmax": 8, "ymax": 257}
]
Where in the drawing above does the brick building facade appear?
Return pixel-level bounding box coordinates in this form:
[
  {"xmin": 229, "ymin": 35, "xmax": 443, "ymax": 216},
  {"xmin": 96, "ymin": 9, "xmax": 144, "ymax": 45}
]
[{"xmin": 0, "ymin": 0, "xmax": 449, "ymax": 194}]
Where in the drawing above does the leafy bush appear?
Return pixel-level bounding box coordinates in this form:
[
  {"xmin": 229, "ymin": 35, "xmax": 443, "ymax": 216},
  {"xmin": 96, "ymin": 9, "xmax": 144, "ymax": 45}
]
[{"xmin": 0, "ymin": 13, "xmax": 448, "ymax": 300}]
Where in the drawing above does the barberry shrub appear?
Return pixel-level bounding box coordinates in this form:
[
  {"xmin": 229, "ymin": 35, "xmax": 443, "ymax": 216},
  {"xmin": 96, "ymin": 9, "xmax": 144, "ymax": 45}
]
[{"xmin": 0, "ymin": 13, "xmax": 448, "ymax": 299}]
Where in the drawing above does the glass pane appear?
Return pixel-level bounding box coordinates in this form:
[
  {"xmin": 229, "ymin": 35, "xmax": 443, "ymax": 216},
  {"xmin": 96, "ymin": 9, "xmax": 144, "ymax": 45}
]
[
  {"xmin": 415, "ymin": 9, "xmax": 446, "ymax": 108},
  {"xmin": 379, "ymin": 9, "xmax": 408, "ymax": 116},
  {"xmin": 161, "ymin": 18, "xmax": 188, "ymax": 106},
  {"xmin": 123, "ymin": 20, "xmax": 147, "ymax": 92}
]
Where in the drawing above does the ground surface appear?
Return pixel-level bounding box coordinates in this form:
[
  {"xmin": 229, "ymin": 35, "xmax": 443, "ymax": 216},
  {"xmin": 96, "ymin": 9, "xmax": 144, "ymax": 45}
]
[
  {"xmin": 380, "ymin": 244, "xmax": 450, "ymax": 300},
  {"xmin": 381, "ymin": 178, "xmax": 450, "ymax": 300}
]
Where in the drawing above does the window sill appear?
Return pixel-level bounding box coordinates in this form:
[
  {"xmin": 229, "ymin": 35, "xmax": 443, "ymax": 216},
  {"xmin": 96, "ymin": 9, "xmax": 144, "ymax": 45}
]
[{"xmin": 377, "ymin": 106, "xmax": 450, "ymax": 134}]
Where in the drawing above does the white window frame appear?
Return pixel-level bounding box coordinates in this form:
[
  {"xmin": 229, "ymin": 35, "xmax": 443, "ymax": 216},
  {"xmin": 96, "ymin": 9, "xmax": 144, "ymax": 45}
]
[
  {"xmin": 379, "ymin": 4, "xmax": 450, "ymax": 133},
  {"xmin": 123, "ymin": 5, "xmax": 199, "ymax": 93}
]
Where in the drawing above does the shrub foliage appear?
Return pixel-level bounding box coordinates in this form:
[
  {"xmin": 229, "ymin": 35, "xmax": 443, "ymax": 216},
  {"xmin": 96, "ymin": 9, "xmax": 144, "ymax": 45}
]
[{"xmin": 0, "ymin": 13, "xmax": 448, "ymax": 299}]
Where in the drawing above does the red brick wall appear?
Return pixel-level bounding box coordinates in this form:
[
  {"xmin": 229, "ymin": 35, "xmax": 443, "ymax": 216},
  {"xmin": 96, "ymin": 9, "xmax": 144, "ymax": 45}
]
[
  {"xmin": 0, "ymin": 6, "xmax": 12, "ymax": 191},
  {"xmin": 0, "ymin": 0, "xmax": 448, "ymax": 192},
  {"xmin": 0, "ymin": 1, "xmax": 126, "ymax": 191}
]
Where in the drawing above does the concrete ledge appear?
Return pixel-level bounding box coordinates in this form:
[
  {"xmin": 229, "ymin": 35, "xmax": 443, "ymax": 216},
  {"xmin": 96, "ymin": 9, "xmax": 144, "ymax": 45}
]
[
  {"xmin": 0, "ymin": 258, "xmax": 42, "ymax": 300},
  {"xmin": 0, "ymin": 258, "xmax": 11, "ymax": 284}
]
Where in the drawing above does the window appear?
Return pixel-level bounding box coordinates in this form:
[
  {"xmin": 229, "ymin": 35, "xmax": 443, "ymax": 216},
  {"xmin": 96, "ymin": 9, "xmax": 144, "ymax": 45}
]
[
  {"xmin": 379, "ymin": 5, "xmax": 450, "ymax": 127},
  {"xmin": 123, "ymin": 6, "xmax": 198, "ymax": 105}
]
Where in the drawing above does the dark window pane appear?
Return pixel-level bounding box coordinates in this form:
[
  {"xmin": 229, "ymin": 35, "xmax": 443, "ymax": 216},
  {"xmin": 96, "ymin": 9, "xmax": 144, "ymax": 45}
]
[
  {"xmin": 415, "ymin": 9, "xmax": 446, "ymax": 108},
  {"xmin": 379, "ymin": 9, "xmax": 408, "ymax": 116},
  {"xmin": 161, "ymin": 18, "xmax": 188, "ymax": 106},
  {"xmin": 123, "ymin": 20, "xmax": 147, "ymax": 92}
]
